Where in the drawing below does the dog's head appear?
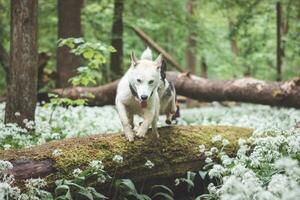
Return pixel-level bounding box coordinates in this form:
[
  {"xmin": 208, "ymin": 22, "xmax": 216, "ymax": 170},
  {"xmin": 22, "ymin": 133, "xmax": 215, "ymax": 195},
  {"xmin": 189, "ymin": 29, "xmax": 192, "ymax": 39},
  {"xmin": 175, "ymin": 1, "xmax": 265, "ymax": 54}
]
[{"xmin": 128, "ymin": 48, "xmax": 162, "ymax": 107}]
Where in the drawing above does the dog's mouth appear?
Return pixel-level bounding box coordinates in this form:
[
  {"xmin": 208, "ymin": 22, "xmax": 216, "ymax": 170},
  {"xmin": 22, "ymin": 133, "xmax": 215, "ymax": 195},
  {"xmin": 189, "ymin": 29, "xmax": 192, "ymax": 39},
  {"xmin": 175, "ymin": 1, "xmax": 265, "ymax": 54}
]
[{"xmin": 140, "ymin": 100, "xmax": 148, "ymax": 108}]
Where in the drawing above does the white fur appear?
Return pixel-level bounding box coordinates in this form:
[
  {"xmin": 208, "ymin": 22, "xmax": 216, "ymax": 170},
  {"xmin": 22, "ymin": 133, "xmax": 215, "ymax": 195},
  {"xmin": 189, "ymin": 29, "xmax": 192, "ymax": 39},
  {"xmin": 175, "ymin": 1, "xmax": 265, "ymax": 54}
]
[
  {"xmin": 115, "ymin": 48, "xmax": 162, "ymax": 142},
  {"xmin": 140, "ymin": 47, "xmax": 152, "ymax": 60}
]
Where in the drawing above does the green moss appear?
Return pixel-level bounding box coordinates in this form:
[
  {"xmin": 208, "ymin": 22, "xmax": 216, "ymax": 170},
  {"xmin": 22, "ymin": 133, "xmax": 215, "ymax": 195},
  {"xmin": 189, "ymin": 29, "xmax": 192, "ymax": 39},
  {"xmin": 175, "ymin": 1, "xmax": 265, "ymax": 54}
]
[{"xmin": 0, "ymin": 125, "xmax": 252, "ymax": 186}]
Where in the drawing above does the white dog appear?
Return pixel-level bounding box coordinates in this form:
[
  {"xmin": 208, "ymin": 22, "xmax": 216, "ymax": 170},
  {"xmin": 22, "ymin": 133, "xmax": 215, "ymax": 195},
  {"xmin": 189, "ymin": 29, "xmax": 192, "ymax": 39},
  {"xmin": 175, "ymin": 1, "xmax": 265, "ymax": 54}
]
[{"xmin": 115, "ymin": 48, "xmax": 162, "ymax": 142}]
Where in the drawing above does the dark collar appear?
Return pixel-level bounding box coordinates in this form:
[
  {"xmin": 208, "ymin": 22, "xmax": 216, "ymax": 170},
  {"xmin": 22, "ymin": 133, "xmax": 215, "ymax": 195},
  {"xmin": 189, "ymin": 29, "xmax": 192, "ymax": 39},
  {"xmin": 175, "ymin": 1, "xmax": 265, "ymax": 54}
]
[{"xmin": 129, "ymin": 83, "xmax": 138, "ymax": 98}]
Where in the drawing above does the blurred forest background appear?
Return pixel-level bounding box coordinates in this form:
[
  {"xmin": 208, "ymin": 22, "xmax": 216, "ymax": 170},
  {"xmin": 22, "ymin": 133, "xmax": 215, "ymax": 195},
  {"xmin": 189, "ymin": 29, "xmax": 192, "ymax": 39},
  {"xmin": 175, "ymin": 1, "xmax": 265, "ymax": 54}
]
[{"xmin": 0, "ymin": 0, "xmax": 299, "ymax": 97}]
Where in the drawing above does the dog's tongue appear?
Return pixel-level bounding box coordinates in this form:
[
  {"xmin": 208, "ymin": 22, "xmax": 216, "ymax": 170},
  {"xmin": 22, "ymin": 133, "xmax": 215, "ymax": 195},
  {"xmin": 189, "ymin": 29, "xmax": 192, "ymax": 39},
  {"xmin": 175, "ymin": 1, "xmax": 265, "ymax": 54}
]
[{"xmin": 140, "ymin": 101, "xmax": 148, "ymax": 108}]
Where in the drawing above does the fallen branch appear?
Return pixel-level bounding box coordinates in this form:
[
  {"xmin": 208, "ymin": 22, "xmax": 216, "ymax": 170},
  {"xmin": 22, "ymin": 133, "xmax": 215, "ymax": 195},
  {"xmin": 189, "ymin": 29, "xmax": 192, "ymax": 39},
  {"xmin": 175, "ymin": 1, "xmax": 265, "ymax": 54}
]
[
  {"xmin": 50, "ymin": 72, "xmax": 300, "ymax": 108},
  {"xmin": 131, "ymin": 26, "xmax": 185, "ymax": 72}
]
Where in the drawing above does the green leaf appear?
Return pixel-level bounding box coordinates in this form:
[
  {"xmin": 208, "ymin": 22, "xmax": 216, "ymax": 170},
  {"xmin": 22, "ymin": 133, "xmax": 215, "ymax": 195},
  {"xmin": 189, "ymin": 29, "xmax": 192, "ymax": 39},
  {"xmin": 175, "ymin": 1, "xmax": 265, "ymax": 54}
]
[
  {"xmin": 55, "ymin": 185, "xmax": 69, "ymax": 196},
  {"xmin": 83, "ymin": 50, "xmax": 95, "ymax": 59},
  {"xmin": 76, "ymin": 189, "xmax": 94, "ymax": 200},
  {"xmin": 150, "ymin": 185, "xmax": 174, "ymax": 197},
  {"xmin": 151, "ymin": 192, "xmax": 174, "ymax": 200}
]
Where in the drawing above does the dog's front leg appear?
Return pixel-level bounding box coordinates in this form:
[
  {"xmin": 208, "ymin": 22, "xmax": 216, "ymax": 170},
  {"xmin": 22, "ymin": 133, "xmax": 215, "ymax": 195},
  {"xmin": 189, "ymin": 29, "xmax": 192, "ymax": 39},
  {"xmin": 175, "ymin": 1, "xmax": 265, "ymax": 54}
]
[
  {"xmin": 116, "ymin": 101, "xmax": 134, "ymax": 142},
  {"xmin": 135, "ymin": 112, "xmax": 154, "ymax": 138}
]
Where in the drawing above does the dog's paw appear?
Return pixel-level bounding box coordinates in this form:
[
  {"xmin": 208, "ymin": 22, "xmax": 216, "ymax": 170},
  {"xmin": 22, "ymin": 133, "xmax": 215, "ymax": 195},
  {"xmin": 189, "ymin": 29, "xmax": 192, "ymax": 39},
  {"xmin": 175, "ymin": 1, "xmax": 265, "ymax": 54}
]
[
  {"xmin": 135, "ymin": 128, "xmax": 147, "ymax": 138},
  {"xmin": 124, "ymin": 131, "xmax": 135, "ymax": 142},
  {"xmin": 152, "ymin": 129, "xmax": 160, "ymax": 138},
  {"xmin": 165, "ymin": 119, "xmax": 172, "ymax": 125}
]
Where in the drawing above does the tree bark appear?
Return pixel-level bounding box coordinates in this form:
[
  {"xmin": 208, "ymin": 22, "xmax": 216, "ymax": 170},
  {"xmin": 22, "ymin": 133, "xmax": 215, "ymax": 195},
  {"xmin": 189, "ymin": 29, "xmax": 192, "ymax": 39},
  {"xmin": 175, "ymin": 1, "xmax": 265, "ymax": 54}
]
[
  {"xmin": 56, "ymin": 0, "xmax": 83, "ymax": 88},
  {"xmin": 186, "ymin": 0, "xmax": 197, "ymax": 74},
  {"xmin": 276, "ymin": 2, "xmax": 283, "ymax": 81},
  {"xmin": 0, "ymin": 42, "xmax": 9, "ymax": 74},
  {"xmin": 110, "ymin": 0, "xmax": 124, "ymax": 80},
  {"xmin": 0, "ymin": 125, "xmax": 252, "ymax": 190},
  {"xmin": 5, "ymin": 0, "xmax": 38, "ymax": 127},
  {"xmin": 51, "ymin": 71, "xmax": 300, "ymax": 108}
]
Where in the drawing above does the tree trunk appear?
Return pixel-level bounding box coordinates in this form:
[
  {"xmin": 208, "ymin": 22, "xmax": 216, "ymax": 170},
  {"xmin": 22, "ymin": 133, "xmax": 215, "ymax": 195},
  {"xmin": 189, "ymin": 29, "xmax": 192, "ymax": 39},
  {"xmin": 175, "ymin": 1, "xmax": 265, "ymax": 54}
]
[
  {"xmin": 110, "ymin": 0, "xmax": 124, "ymax": 80},
  {"xmin": 228, "ymin": 16, "xmax": 238, "ymax": 56},
  {"xmin": 51, "ymin": 71, "xmax": 300, "ymax": 108},
  {"xmin": 186, "ymin": 0, "xmax": 197, "ymax": 74},
  {"xmin": 56, "ymin": 0, "xmax": 83, "ymax": 88},
  {"xmin": 276, "ymin": 2, "xmax": 283, "ymax": 81},
  {"xmin": 0, "ymin": 42, "xmax": 9, "ymax": 74},
  {"xmin": 0, "ymin": 125, "xmax": 252, "ymax": 190},
  {"xmin": 5, "ymin": 0, "xmax": 38, "ymax": 127},
  {"xmin": 201, "ymin": 56, "xmax": 208, "ymax": 78}
]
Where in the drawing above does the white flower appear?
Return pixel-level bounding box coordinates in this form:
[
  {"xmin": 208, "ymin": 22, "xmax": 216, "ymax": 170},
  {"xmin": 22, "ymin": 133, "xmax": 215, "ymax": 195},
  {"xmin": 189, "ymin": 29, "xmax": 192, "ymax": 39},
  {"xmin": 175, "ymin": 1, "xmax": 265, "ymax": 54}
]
[
  {"xmin": 112, "ymin": 155, "xmax": 123, "ymax": 164},
  {"xmin": 199, "ymin": 144, "xmax": 206, "ymax": 153},
  {"xmin": 97, "ymin": 174, "xmax": 106, "ymax": 183},
  {"xmin": 205, "ymin": 151, "xmax": 213, "ymax": 157},
  {"xmin": 14, "ymin": 112, "xmax": 20, "ymax": 117},
  {"xmin": 212, "ymin": 134, "xmax": 223, "ymax": 143},
  {"xmin": 222, "ymin": 139, "xmax": 230, "ymax": 146},
  {"xmin": 52, "ymin": 149, "xmax": 63, "ymax": 157},
  {"xmin": 238, "ymin": 138, "xmax": 246, "ymax": 146},
  {"xmin": 207, "ymin": 183, "xmax": 217, "ymax": 194},
  {"xmin": 205, "ymin": 157, "xmax": 213, "ymax": 163},
  {"xmin": 210, "ymin": 147, "xmax": 219, "ymax": 154},
  {"xmin": 175, "ymin": 178, "xmax": 180, "ymax": 186},
  {"xmin": 145, "ymin": 160, "xmax": 154, "ymax": 169},
  {"xmin": 221, "ymin": 155, "xmax": 233, "ymax": 166},
  {"xmin": 209, "ymin": 164, "xmax": 226, "ymax": 178},
  {"xmin": 25, "ymin": 178, "xmax": 47, "ymax": 190},
  {"xmin": 72, "ymin": 168, "xmax": 82, "ymax": 177},
  {"xmin": 89, "ymin": 160, "xmax": 104, "ymax": 170},
  {"xmin": 0, "ymin": 160, "xmax": 13, "ymax": 171}
]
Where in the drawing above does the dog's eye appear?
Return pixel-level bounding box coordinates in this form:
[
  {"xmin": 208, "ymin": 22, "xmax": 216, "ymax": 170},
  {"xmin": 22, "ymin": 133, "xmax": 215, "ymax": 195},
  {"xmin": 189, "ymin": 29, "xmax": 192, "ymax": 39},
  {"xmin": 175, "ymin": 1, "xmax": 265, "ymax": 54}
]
[
  {"xmin": 148, "ymin": 80, "xmax": 154, "ymax": 84},
  {"xmin": 137, "ymin": 79, "xmax": 141, "ymax": 83}
]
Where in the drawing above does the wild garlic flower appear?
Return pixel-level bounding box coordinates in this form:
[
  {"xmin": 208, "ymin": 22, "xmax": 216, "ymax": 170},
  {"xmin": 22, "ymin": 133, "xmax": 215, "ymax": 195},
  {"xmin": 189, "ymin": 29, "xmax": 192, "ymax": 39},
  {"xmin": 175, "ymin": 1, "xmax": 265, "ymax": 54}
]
[
  {"xmin": 210, "ymin": 147, "xmax": 219, "ymax": 154},
  {"xmin": 208, "ymin": 164, "xmax": 226, "ymax": 178},
  {"xmin": 52, "ymin": 149, "xmax": 63, "ymax": 157},
  {"xmin": 89, "ymin": 160, "xmax": 104, "ymax": 170},
  {"xmin": 0, "ymin": 160, "xmax": 13, "ymax": 171},
  {"xmin": 205, "ymin": 157, "xmax": 213, "ymax": 163},
  {"xmin": 25, "ymin": 178, "xmax": 47, "ymax": 190},
  {"xmin": 14, "ymin": 112, "xmax": 20, "ymax": 117},
  {"xmin": 72, "ymin": 168, "xmax": 82, "ymax": 177},
  {"xmin": 145, "ymin": 160, "xmax": 155, "ymax": 169},
  {"xmin": 222, "ymin": 139, "xmax": 230, "ymax": 146},
  {"xmin": 199, "ymin": 144, "xmax": 206, "ymax": 153},
  {"xmin": 97, "ymin": 174, "xmax": 107, "ymax": 183},
  {"xmin": 112, "ymin": 155, "xmax": 123, "ymax": 164},
  {"xmin": 212, "ymin": 134, "xmax": 223, "ymax": 143}
]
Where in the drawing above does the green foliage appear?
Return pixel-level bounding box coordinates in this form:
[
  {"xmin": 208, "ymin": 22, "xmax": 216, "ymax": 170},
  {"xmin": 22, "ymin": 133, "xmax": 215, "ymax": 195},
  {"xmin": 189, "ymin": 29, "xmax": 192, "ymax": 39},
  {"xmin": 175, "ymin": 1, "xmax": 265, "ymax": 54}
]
[
  {"xmin": 113, "ymin": 179, "xmax": 175, "ymax": 200},
  {"xmin": 58, "ymin": 37, "xmax": 116, "ymax": 86}
]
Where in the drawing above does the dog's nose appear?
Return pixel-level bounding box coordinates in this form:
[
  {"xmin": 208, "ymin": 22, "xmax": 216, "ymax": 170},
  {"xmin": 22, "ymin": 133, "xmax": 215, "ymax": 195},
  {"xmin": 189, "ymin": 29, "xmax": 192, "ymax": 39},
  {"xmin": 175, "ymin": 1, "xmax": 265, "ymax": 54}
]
[{"xmin": 141, "ymin": 95, "xmax": 148, "ymax": 101}]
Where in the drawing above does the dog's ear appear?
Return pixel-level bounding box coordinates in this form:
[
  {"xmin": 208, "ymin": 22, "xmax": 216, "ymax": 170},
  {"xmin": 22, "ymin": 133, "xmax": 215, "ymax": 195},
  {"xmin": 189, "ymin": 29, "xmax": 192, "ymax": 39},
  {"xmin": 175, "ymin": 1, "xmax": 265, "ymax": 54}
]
[
  {"xmin": 131, "ymin": 51, "xmax": 138, "ymax": 66},
  {"xmin": 154, "ymin": 54, "xmax": 163, "ymax": 69},
  {"xmin": 160, "ymin": 59, "xmax": 167, "ymax": 80}
]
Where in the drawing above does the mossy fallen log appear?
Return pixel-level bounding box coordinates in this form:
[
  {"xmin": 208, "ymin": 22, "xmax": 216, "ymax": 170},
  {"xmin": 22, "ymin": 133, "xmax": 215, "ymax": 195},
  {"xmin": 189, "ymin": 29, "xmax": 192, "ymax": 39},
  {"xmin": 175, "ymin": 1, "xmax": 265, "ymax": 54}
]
[{"xmin": 0, "ymin": 125, "xmax": 252, "ymax": 189}]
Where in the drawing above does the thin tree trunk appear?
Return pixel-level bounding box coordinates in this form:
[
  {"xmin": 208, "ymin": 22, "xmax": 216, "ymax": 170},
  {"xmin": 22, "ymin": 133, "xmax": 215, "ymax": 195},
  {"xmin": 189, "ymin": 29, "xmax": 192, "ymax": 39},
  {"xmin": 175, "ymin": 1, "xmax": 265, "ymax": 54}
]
[
  {"xmin": 56, "ymin": 0, "xmax": 83, "ymax": 88},
  {"xmin": 110, "ymin": 0, "xmax": 123, "ymax": 80},
  {"xmin": 185, "ymin": 0, "xmax": 197, "ymax": 74},
  {"xmin": 5, "ymin": 0, "xmax": 38, "ymax": 127},
  {"xmin": 201, "ymin": 56, "xmax": 208, "ymax": 78},
  {"xmin": 276, "ymin": 2, "xmax": 283, "ymax": 81},
  {"xmin": 228, "ymin": 16, "xmax": 238, "ymax": 56}
]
